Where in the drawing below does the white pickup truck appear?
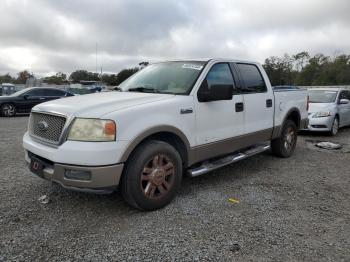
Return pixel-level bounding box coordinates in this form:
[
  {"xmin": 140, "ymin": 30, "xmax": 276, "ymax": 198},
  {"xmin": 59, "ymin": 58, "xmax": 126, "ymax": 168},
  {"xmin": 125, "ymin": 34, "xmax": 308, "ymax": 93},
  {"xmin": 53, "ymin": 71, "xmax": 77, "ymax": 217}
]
[{"xmin": 23, "ymin": 59, "xmax": 308, "ymax": 210}]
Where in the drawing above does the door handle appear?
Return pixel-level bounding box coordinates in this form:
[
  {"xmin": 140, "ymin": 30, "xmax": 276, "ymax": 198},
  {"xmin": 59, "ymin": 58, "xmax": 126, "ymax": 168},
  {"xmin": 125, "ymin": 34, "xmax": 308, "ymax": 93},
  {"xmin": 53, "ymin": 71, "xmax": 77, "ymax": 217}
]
[
  {"xmin": 39, "ymin": 97, "xmax": 45, "ymax": 100},
  {"xmin": 266, "ymin": 99, "xmax": 273, "ymax": 108},
  {"xmin": 235, "ymin": 102, "xmax": 244, "ymax": 112}
]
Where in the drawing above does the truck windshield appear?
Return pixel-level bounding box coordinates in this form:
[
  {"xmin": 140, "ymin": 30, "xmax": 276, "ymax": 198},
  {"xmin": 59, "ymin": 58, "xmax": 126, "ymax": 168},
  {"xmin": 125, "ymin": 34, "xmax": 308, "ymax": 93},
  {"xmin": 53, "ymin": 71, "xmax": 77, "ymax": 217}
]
[
  {"xmin": 119, "ymin": 61, "xmax": 206, "ymax": 95},
  {"xmin": 308, "ymin": 90, "xmax": 338, "ymax": 103}
]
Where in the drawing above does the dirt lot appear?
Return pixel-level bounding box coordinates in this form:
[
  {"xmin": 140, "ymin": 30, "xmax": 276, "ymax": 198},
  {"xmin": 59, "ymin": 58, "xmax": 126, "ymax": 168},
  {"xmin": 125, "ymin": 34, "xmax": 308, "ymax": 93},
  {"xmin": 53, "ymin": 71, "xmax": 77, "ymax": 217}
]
[{"xmin": 0, "ymin": 116, "xmax": 349, "ymax": 261}]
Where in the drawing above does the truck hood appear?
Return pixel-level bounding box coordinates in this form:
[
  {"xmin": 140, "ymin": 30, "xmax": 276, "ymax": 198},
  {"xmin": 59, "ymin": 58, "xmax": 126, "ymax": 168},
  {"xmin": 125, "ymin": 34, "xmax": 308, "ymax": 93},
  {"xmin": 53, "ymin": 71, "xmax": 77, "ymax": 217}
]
[
  {"xmin": 33, "ymin": 92, "xmax": 175, "ymax": 118},
  {"xmin": 308, "ymin": 103, "xmax": 335, "ymax": 113}
]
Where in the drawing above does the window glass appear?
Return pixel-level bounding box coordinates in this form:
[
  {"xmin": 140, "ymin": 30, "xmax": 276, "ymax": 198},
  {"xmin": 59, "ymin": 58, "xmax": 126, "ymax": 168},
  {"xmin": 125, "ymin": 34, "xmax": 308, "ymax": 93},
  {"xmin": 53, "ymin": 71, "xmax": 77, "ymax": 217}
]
[
  {"xmin": 308, "ymin": 90, "xmax": 338, "ymax": 103},
  {"xmin": 26, "ymin": 89, "xmax": 45, "ymax": 96},
  {"xmin": 206, "ymin": 63, "xmax": 234, "ymax": 87},
  {"xmin": 119, "ymin": 61, "xmax": 205, "ymax": 94},
  {"xmin": 45, "ymin": 89, "xmax": 65, "ymax": 96},
  {"xmin": 236, "ymin": 64, "xmax": 267, "ymax": 93},
  {"xmin": 339, "ymin": 91, "xmax": 350, "ymax": 100}
]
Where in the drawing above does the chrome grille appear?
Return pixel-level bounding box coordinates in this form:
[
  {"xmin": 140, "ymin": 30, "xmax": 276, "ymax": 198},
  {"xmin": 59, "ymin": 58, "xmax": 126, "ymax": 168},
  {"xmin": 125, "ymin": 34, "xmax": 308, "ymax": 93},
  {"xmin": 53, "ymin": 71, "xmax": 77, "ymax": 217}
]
[{"xmin": 29, "ymin": 112, "xmax": 67, "ymax": 145}]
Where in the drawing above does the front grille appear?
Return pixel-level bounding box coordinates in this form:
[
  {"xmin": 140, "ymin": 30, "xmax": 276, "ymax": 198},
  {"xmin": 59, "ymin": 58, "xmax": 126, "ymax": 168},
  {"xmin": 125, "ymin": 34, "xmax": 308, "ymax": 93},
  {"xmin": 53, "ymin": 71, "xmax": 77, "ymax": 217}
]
[{"xmin": 29, "ymin": 112, "xmax": 67, "ymax": 145}]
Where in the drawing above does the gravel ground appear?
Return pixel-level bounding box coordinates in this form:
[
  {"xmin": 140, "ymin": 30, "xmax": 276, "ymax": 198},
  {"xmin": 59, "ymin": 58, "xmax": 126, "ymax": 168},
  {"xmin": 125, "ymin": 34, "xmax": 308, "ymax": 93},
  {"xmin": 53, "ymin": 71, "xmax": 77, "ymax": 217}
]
[{"xmin": 0, "ymin": 116, "xmax": 349, "ymax": 261}]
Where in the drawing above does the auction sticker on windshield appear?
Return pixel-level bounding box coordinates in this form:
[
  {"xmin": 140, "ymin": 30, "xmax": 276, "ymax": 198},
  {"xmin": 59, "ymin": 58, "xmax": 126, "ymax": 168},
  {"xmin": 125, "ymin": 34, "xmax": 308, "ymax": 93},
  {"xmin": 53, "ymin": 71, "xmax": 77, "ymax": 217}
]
[{"xmin": 182, "ymin": 64, "xmax": 203, "ymax": 70}]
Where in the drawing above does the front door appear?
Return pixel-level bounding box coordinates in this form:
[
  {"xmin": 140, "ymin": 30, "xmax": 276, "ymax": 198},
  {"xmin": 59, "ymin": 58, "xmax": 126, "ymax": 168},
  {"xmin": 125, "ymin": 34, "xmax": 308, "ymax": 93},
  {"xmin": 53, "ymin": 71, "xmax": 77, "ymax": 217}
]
[
  {"xmin": 194, "ymin": 63, "xmax": 244, "ymax": 160},
  {"xmin": 338, "ymin": 90, "xmax": 350, "ymax": 126}
]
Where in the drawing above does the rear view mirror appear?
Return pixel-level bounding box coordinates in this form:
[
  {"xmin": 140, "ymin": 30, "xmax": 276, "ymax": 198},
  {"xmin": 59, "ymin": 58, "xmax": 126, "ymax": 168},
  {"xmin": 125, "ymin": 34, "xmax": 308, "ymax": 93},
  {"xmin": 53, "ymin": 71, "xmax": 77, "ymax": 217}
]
[
  {"xmin": 340, "ymin": 99, "xmax": 350, "ymax": 104},
  {"xmin": 198, "ymin": 80, "xmax": 233, "ymax": 102}
]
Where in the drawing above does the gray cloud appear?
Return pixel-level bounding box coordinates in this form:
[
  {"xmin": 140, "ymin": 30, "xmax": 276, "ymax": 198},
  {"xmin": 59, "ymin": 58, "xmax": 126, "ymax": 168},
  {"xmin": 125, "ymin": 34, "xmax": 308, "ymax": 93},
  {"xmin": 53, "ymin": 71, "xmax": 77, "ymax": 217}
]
[{"xmin": 0, "ymin": 0, "xmax": 349, "ymax": 76}]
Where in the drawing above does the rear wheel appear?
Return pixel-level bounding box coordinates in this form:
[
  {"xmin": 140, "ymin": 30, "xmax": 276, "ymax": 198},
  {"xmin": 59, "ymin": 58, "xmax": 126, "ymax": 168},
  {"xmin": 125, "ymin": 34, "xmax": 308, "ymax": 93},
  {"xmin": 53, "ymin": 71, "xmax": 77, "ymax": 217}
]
[
  {"xmin": 329, "ymin": 117, "xmax": 339, "ymax": 136},
  {"xmin": 121, "ymin": 140, "xmax": 182, "ymax": 211},
  {"xmin": 271, "ymin": 120, "xmax": 298, "ymax": 158},
  {"xmin": 1, "ymin": 103, "xmax": 16, "ymax": 117}
]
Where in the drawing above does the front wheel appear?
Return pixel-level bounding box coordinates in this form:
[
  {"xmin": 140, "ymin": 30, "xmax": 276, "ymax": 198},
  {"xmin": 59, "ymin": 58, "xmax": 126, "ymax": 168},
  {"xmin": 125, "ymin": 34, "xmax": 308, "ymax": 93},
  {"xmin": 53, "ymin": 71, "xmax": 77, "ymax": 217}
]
[
  {"xmin": 121, "ymin": 140, "xmax": 182, "ymax": 211},
  {"xmin": 329, "ymin": 117, "xmax": 339, "ymax": 136},
  {"xmin": 1, "ymin": 103, "xmax": 16, "ymax": 117},
  {"xmin": 271, "ymin": 120, "xmax": 298, "ymax": 158}
]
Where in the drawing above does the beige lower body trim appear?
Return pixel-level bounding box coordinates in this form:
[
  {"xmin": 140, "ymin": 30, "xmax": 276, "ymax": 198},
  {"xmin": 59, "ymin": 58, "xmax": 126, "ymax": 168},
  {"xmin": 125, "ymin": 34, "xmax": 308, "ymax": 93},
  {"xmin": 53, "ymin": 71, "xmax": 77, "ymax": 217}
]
[
  {"xmin": 189, "ymin": 128, "xmax": 273, "ymax": 165},
  {"xmin": 25, "ymin": 151, "xmax": 123, "ymax": 192}
]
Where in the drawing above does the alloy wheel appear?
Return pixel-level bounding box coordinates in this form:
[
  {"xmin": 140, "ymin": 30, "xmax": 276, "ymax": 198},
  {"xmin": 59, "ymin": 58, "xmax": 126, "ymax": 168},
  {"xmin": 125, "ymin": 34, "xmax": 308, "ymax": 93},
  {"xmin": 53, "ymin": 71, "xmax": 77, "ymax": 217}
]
[
  {"xmin": 140, "ymin": 154, "xmax": 175, "ymax": 199},
  {"xmin": 2, "ymin": 104, "xmax": 15, "ymax": 117},
  {"xmin": 284, "ymin": 127, "xmax": 296, "ymax": 152},
  {"xmin": 331, "ymin": 118, "xmax": 339, "ymax": 135}
]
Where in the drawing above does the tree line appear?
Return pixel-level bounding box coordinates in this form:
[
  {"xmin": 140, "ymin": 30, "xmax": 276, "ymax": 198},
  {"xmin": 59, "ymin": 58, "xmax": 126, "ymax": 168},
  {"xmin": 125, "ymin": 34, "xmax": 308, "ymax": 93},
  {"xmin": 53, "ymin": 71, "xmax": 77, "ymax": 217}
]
[
  {"xmin": 263, "ymin": 52, "xmax": 350, "ymax": 86},
  {"xmin": 1, "ymin": 54, "xmax": 350, "ymax": 86},
  {"xmin": 0, "ymin": 67, "xmax": 141, "ymax": 86}
]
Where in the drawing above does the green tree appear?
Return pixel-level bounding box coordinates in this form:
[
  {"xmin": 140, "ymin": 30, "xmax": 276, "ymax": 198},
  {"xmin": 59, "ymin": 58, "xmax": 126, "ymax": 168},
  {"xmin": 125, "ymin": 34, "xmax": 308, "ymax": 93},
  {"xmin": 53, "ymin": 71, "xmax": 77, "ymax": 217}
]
[
  {"xmin": 0, "ymin": 73, "xmax": 15, "ymax": 84},
  {"xmin": 263, "ymin": 54, "xmax": 295, "ymax": 86},
  {"xmin": 69, "ymin": 70, "xmax": 100, "ymax": 83},
  {"xmin": 43, "ymin": 72, "xmax": 67, "ymax": 85},
  {"xmin": 101, "ymin": 74, "xmax": 118, "ymax": 86},
  {"xmin": 116, "ymin": 67, "xmax": 139, "ymax": 85}
]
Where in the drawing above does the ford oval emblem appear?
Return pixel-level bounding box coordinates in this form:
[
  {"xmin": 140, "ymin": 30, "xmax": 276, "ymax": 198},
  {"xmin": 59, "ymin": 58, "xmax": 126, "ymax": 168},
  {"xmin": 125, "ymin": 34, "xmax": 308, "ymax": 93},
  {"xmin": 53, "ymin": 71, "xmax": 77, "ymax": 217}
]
[{"xmin": 37, "ymin": 121, "xmax": 49, "ymax": 131}]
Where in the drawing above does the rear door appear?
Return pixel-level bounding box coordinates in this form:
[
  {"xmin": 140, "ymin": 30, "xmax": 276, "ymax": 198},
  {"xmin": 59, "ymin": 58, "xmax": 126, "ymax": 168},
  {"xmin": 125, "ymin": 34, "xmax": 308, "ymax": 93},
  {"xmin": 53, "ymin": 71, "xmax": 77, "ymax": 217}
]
[{"xmin": 233, "ymin": 63, "xmax": 274, "ymax": 138}]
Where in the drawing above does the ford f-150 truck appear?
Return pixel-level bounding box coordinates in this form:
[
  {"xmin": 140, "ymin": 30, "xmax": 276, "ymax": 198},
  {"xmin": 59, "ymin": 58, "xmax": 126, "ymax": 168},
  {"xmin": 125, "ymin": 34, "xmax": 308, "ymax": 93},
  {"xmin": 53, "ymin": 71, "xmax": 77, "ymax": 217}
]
[{"xmin": 23, "ymin": 59, "xmax": 308, "ymax": 210}]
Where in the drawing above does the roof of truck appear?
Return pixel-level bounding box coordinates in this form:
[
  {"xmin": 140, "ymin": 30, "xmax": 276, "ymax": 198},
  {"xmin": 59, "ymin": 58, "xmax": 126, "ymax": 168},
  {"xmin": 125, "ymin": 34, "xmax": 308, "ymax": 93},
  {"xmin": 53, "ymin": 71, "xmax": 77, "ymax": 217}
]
[{"xmin": 161, "ymin": 58, "xmax": 260, "ymax": 64}]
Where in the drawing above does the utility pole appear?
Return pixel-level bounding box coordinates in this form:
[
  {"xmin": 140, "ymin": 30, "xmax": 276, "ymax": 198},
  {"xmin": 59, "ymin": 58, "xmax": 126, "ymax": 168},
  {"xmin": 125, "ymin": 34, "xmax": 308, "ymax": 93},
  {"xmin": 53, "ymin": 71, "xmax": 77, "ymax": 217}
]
[{"xmin": 95, "ymin": 43, "xmax": 98, "ymax": 74}]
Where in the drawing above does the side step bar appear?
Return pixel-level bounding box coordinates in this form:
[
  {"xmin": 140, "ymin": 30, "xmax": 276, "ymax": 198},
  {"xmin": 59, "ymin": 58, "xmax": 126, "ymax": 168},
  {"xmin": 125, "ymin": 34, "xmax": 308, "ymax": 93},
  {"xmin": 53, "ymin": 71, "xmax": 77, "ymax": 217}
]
[{"xmin": 187, "ymin": 142, "xmax": 271, "ymax": 177}]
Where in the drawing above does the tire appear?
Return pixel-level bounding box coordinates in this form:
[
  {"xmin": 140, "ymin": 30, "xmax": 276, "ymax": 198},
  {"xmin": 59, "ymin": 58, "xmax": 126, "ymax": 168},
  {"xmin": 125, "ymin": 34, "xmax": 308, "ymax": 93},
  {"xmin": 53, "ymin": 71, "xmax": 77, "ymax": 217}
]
[
  {"xmin": 329, "ymin": 117, "xmax": 339, "ymax": 136},
  {"xmin": 1, "ymin": 103, "xmax": 16, "ymax": 117},
  {"xmin": 121, "ymin": 140, "xmax": 183, "ymax": 211},
  {"xmin": 271, "ymin": 120, "xmax": 298, "ymax": 158}
]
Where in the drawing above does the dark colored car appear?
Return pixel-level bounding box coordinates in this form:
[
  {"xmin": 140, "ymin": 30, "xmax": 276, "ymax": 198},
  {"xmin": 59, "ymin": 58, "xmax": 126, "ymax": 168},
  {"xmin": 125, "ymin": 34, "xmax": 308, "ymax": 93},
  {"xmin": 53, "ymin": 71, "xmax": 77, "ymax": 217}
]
[{"xmin": 0, "ymin": 87, "xmax": 74, "ymax": 117}]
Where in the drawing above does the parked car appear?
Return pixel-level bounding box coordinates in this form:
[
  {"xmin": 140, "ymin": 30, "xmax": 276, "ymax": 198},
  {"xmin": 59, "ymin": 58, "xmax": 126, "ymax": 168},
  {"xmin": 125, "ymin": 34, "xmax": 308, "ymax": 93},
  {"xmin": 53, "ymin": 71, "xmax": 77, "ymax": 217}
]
[
  {"xmin": 306, "ymin": 88, "xmax": 350, "ymax": 135},
  {"xmin": 0, "ymin": 87, "xmax": 74, "ymax": 117},
  {"xmin": 23, "ymin": 59, "xmax": 308, "ymax": 210},
  {"xmin": 0, "ymin": 83, "xmax": 16, "ymax": 96}
]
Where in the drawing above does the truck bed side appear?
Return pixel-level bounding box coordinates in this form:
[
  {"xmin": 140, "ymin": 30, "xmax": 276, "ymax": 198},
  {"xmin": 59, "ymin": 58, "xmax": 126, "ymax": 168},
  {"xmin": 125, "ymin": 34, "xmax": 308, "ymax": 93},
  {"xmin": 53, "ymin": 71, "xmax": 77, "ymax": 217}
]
[{"xmin": 273, "ymin": 88, "xmax": 308, "ymax": 132}]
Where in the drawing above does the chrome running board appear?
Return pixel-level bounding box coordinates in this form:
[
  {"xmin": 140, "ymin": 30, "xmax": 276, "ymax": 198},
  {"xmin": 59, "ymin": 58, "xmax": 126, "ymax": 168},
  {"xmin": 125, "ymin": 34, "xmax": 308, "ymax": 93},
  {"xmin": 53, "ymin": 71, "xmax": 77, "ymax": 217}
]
[{"xmin": 187, "ymin": 142, "xmax": 270, "ymax": 177}]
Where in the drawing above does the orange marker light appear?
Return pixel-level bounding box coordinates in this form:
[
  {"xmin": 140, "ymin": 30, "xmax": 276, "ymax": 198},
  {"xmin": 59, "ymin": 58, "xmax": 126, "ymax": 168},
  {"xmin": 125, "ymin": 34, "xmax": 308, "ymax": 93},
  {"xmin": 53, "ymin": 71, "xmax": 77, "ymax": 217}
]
[{"xmin": 104, "ymin": 121, "xmax": 116, "ymax": 137}]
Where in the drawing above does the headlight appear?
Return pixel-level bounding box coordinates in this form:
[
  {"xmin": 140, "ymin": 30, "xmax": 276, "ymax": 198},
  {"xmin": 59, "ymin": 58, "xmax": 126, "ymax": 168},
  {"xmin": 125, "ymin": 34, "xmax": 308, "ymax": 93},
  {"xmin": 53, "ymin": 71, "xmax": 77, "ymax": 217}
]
[
  {"xmin": 312, "ymin": 111, "xmax": 331, "ymax": 118},
  {"xmin": 67, "ymin": 118, "xmax": 116, "ymax": 142}
]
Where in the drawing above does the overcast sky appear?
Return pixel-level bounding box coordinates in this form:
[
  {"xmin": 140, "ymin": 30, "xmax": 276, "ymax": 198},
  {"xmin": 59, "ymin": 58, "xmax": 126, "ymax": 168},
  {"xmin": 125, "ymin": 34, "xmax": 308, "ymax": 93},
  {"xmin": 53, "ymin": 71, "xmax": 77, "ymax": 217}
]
[{"xmin": 1, "ymin": 0, "xmax": 349, "ymax": 76}]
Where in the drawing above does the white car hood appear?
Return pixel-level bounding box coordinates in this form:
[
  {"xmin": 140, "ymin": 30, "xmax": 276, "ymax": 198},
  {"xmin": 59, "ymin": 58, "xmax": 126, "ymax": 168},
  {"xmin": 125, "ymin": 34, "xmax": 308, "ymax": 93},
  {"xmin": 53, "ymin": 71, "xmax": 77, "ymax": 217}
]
[
  {"xmin": 33, "ymin": 92, "xmax": 175, "ymax": 118},
  {"xmin": 308, "ymin": 103, "xmax": 335, "ymax": 113}
]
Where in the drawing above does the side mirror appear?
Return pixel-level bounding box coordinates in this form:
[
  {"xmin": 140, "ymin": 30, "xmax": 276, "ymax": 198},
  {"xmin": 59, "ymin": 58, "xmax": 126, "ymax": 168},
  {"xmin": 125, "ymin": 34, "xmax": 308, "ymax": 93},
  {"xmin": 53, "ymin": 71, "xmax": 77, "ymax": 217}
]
[
  {"xmin": 340, "ymin": 99, "xmax": 350, "ymax": 104},
  {"xmin": 198, "ymin": 80, "xmax": 233, "ymax": 102},
  {"xmin": 23, "ymin": 94, "xmax": 29, "ymax": 100}
]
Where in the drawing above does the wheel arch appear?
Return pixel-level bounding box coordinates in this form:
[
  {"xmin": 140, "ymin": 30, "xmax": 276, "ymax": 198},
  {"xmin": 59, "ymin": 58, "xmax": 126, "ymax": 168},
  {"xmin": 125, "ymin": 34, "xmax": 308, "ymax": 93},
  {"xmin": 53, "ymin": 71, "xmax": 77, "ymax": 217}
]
[
  {"xmin": 273, "ymin": 107, "xmax": 301, "ymax": 139},
  {"xmin": 120, "ymin": 126, "xmax": 191, "ymax": 168}
]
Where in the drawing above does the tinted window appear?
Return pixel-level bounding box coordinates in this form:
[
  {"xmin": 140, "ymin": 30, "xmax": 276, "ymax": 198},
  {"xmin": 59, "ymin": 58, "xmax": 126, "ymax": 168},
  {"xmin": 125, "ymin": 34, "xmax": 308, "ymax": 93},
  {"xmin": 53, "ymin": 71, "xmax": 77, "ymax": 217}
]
[
  {"xmin": 45, "ymin": 89, "xmax": 66, "ymax": 96},
  {"xmin": 339, "ymin": 91, "xmax": 350, "ymax": 101},
  {"xmin": 206, "ymin": 63, "xmax": 235, "ymax": 87},
  {"xmin": 236, "ymin": 64, "xmax": 267, "ymax": 93},
  {"xmin": 26, "ymin": 89, "xmax": 46, "ymax": 96}
]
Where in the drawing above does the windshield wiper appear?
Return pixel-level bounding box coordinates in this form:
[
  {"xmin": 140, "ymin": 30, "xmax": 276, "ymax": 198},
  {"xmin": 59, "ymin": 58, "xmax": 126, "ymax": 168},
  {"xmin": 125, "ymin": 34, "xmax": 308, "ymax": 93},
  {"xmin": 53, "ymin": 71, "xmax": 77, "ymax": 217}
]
[{"xmin": 128, "ymin": 87, "xmax": 160, "ymax": 93}]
